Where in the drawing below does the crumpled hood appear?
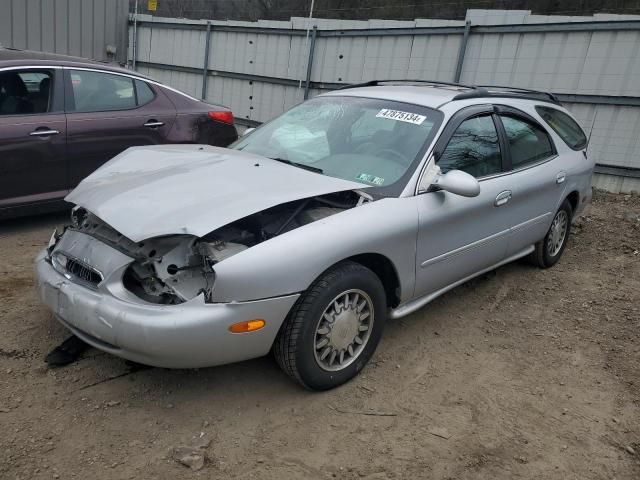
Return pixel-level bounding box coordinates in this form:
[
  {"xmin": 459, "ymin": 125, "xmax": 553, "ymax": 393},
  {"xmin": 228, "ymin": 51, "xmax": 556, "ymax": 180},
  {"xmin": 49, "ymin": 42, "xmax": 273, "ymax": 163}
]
[{"xmin": 66, "ymin": 145, "xmax": 367, "ymax": 242}]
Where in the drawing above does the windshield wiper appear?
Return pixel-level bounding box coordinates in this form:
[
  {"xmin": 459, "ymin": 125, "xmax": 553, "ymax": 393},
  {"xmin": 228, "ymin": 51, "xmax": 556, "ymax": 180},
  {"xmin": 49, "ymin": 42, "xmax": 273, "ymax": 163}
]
[{"xmin": 269, "ymin": 157, "xmax": 323, "ymax": 174}]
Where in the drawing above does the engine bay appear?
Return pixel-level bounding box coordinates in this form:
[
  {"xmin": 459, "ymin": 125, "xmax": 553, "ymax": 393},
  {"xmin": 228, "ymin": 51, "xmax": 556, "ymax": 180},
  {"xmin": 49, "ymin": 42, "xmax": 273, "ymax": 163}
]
[{"xmin": 64, "ymin": 191, "xmax": 370, "ymax": 305}]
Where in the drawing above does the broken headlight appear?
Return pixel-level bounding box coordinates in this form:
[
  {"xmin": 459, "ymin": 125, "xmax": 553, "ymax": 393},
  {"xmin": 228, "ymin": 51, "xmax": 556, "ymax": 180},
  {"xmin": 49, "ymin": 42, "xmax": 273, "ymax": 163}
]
[{"xmin": 70, "ymin": 206, "xmax": 88, "ymax": 228}]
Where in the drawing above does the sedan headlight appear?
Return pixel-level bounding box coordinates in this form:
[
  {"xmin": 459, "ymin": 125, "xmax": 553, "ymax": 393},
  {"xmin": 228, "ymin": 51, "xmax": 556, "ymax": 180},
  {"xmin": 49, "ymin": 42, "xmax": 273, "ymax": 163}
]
[
  {"xmin": 70, "ymin": 206, "xmax": 88, "ymax": 227},
  {"xmin": 51, "ymin": 251, "xmax": 68, "ymax": 272}
]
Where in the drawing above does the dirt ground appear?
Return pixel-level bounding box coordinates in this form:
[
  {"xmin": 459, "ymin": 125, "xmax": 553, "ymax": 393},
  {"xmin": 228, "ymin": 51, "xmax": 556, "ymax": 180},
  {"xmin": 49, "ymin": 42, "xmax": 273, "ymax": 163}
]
[{"xmin": 0, "ymin": 190, "xmax": 638, "ymax": 480}]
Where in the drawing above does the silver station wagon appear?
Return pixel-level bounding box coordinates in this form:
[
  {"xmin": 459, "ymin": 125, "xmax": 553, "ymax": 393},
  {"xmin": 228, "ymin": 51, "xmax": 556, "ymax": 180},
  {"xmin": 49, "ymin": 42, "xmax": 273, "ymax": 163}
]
[{"xmin": 36, "ymin": 80, "xmax": 594, "ymax": 390}]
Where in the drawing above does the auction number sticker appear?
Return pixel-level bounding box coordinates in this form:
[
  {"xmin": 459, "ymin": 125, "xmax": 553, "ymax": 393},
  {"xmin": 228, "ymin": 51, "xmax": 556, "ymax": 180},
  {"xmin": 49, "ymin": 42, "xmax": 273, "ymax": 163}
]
[{"xmin": 376, "ymin": 109, "xmax": 426, "ymax": 125}]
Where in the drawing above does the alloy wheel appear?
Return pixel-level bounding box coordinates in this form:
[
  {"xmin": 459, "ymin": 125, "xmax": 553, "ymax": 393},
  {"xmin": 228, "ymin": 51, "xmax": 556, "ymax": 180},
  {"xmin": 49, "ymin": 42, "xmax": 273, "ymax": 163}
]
[
  {"xmin": 547, "ymin": 210, "xmax": 568, "ymax": 257},
  {"xmin": 313, "ymin": 289, "xmax": 374, "ymax": 372}
]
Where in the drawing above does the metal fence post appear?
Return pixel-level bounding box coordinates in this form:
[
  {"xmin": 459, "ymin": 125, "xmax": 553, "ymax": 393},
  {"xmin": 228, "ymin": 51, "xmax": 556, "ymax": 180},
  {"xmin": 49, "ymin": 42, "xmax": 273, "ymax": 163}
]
[
  {"xmin": 454, "ymin": 20, "xmax": 471, "ymax": 83},
  {"xmin": 304, "ymin": 25, "xmax": 318, "ymax": 100},
  {"xmin": 131, "ymin": 0, "xmax": 138, "ymax": 69},
  {"xmin": 202, "ymin": 21, "xmax": 212, "ymax": 100},
  {"xmin": 132, "ymin": 18, "xmax": 138, "ymax": 69}
]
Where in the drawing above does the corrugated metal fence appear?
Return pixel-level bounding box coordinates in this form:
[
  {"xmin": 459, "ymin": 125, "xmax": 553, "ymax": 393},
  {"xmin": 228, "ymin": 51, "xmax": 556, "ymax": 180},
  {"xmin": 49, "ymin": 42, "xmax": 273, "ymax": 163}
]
[
  {"xmin": 0, "ymin": 0, "xmax": 129, "ymax": 64},
  {"xmin": 129, "ymin": 9, "xmax": 639, "ymax": 193}
]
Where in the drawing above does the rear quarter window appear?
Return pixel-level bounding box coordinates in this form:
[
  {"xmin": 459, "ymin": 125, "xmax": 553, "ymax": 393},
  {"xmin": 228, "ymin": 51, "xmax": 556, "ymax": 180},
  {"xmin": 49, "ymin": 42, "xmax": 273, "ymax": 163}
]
[
  {"xmin": 535, "ymin": 106, "xmax": 587, "ymax": 150},
  {"xmin": 135, "ymin": 80, "xmax": 155, "ymax": 106}
]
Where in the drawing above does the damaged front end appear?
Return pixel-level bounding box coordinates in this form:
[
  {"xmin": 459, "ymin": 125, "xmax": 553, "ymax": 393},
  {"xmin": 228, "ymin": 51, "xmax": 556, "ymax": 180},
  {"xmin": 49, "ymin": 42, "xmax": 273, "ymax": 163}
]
[{"xmin": 54, "ymin": 190, "xmax": 370, "ymax": 305}]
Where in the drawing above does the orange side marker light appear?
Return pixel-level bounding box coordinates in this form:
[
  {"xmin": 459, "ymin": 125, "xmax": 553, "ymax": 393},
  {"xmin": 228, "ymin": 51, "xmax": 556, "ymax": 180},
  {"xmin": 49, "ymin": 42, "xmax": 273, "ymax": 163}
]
[{"xmin": 228, "ymin": 319, "xmax": 266, "ymax": 334}]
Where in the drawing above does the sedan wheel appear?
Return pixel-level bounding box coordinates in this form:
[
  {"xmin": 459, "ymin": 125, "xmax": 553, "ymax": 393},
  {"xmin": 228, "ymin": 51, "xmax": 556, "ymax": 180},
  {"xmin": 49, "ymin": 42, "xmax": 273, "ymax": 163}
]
[
  {"xmin": 546, "ymin": 209, "xmax": 568, "ymax": 257},
  {"xmin": 530, "ymin": 199, "xmax": 573, "ymax": 268},
  {"xmin": 313, "ymin": 289, "xmax": 374, "ymax": 372},
  {"xmin": 274, "ymin": 261, "xmax": 386, "ymax": 390}
]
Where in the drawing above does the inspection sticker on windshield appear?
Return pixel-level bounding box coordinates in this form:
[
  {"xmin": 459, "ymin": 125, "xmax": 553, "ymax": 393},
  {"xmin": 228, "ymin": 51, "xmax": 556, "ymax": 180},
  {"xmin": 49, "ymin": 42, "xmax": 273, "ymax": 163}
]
[
  {"xmin": 356, "ymin": 173, "xmax": 385, "ymax": 185},
  {"xmin": 376, "ymin": 109, "xmax": 426, "ymax": 125}
]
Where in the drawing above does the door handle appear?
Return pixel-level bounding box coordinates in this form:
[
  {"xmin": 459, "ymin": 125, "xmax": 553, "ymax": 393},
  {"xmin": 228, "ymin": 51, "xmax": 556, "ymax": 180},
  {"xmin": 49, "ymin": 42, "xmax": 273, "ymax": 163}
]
[
  {"xmin": 143, "ymin": 120, "xmax": 164, "ymax": 128},
  {"xmin": 29, "ymin": 129, "xmax": 60, "ymax": 137},
  {"xmin": 556, "ymin": 171, "xmax": 566, "ymax": 184},
  {"xmin": 494, "ymin": 190, "xmax": 512, "ymax": 207}
]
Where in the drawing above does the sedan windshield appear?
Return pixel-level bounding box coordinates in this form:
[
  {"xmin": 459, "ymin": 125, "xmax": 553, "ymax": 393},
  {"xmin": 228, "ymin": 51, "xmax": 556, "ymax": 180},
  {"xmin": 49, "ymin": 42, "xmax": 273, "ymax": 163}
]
[{"xmin": 232, "ymin": 96, "xmax": 442, "ymax": 194}]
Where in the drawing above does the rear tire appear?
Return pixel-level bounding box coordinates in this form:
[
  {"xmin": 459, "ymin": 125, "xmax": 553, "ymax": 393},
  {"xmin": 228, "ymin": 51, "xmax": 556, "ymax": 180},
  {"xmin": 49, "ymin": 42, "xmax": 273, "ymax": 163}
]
[
  {"xmin": 273, "ymin": 261, "xmax": 386, "ymax": 390},
  {"xmin": 529, "ymin": 199, "xmax": 572, "ymax": 268}
]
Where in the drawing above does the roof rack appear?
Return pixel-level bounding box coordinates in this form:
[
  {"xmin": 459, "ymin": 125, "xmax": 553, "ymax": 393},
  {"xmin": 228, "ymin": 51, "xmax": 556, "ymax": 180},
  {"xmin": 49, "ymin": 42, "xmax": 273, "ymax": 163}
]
[
  {"xmin": 452, "ymin": 85, "xmax": 561, "ymax": 105},
  {"xmin": 337, "ymin": 79, "xmax": 561, "ymax": 105},
  {"xmin": 338, "ymin": 79, "xmax": 473, "ymax": 90}
]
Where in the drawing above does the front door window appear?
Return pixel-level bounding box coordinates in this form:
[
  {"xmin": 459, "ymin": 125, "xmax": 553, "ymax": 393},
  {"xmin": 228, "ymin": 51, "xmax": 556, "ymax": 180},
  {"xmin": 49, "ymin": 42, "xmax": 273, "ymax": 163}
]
[
  {"xmin": 437, "ymin": 115, "xmax": 502, "ymax": 178},
  {"xmin": 0, "ymin": 70, "xmax": 53, "ymax": 115}
]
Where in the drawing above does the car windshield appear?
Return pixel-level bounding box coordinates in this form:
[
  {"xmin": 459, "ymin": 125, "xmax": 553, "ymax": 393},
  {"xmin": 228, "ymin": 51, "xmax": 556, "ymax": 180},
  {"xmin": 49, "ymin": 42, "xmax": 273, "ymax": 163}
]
[{"xmin": 231, "ymin": 95, "xmax": 442, "ymax": 194}]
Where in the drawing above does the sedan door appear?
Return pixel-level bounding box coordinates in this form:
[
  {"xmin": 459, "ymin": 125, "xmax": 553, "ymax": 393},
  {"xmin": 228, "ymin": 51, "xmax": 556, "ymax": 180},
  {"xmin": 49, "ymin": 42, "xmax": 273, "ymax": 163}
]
[
  {"xmin": 0, "ymin": 68, "xmax": 67, "ymax": 211},
  {"xmin": 64, "ymin": 69, "xmax": 176, "ymax": 186},
  {"xmin": 414, "ymin": 107, "xmax": 513, "ymax": 298},
  {"xmin": 493, "ymin": 109, "xmax": 564, "ymax": 256}
]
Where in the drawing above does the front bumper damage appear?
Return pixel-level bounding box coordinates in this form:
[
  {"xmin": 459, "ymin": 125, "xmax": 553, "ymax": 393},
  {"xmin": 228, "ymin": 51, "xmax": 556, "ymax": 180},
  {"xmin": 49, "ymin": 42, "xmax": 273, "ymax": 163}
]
[{"xmin": 35, "ymin": 229, "xmax": 299, "ymax": 368}]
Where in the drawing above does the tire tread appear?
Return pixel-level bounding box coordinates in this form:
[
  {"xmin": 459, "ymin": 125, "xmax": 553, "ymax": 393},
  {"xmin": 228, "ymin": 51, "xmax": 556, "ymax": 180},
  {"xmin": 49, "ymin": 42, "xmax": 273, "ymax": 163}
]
[
  {"xmin": 273, "ymin": 262, "xmax": 370, "ymax": 389},
  {"xmin": 528, "ymin": 199, "xmax": 573, "ymax": 268}
]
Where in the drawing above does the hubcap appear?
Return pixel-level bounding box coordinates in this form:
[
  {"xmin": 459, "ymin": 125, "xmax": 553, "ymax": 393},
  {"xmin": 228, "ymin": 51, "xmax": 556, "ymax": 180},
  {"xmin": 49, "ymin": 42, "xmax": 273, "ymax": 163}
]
[
  {"xmin": 547, "ymin": 210, "xmax": 568, "ymax": 257},
  {"xmin": 313, "ymin": 289, "xmax": 374, "ymax": 372}
]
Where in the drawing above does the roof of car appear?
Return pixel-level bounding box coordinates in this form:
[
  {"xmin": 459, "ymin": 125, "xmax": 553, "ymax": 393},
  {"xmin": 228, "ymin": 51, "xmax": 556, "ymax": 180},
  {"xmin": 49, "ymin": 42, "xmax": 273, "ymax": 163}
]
[
  {"xmin": 0, "ymin": 47, "xmax": 151, "ymax": 80},
  {"xmin": 322, "ymin": 80, "xmax": 561, "ymax": 110},
  {"xmin": 322, "ymin": 85, "xmax": 462, "ymax": 109}
]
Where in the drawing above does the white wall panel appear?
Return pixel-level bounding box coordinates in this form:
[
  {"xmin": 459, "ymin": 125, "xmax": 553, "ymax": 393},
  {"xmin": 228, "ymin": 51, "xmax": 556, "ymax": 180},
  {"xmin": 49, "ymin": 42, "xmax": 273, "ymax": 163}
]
[
  {"xmin": 578, "ymin": 31, "xmax": 640, "ymax": 96},
  {"xmin": 149, "ymin": 28, "xmax": 205, "ymax": 68},
  {"xmin": 284, "ymin": 85, "xmax": 307, "ymax": 111},
  {"xmin": 209, "ymin": 31, "xmax": 257, "ymax": 73},
  {"xmin": 251, "ymin": 33, "xmax": 293, "ymax": 78},
  {"xmin": 0, "ymin": 0, "xmax": 129, "ymax": 63},
  {"xmin": 408, "ymin": 34, "xmax": 462, "ymax": 81},
  {"xmin": 287, "ymin": 35, "xmax": 311, "ymax": 81},
  {"xmin": 362, "ymin": 35, "xmax": 413, "ymax": 80},
  {"xmin": 461, "ymin": 29, "xmax": 640, "ymax": 97},
  {"xmin": 312, "ymin": 36, "xmax": 368, "ymax": 83},
  {"xmin": 247, "ymin": 82, "xmax": 288, "ymax": 122}
]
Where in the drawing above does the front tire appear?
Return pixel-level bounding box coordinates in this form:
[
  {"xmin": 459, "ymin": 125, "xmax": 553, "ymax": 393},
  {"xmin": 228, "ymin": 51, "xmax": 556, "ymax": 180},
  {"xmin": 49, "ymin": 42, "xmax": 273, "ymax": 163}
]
[
  {"xmin": 530, "ymin": 199, "xmax": 572, "ymax": 268},
  {"xmin": 273, "ymin": 261, "xmax": 386, "ymax": 390}
]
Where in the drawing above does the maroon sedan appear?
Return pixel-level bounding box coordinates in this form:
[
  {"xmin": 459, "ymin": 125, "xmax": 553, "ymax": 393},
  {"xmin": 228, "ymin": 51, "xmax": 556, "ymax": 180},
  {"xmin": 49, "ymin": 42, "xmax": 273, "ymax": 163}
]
[{"xmin": 0, "ymin": 48, "xmax": 238, "ymax": 219}]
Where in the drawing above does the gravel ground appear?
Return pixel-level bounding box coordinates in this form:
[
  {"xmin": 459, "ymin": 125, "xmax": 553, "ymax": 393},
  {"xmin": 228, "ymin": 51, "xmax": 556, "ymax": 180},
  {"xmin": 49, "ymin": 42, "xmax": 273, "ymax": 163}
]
[{"xmin": 0, "ymin": 190, "xmax": 639, "ymax": 479}]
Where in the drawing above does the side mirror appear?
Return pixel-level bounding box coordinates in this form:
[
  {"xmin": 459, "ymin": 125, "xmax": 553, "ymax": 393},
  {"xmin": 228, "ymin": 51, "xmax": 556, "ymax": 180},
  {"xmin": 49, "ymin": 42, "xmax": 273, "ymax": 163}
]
[
  {"xmin": 242, "ymin": 127, "xmax": 255, "ymax": 136},
  {"xmin": 431, "ymin": 169, "xmax": 480, "ymax": 197}
]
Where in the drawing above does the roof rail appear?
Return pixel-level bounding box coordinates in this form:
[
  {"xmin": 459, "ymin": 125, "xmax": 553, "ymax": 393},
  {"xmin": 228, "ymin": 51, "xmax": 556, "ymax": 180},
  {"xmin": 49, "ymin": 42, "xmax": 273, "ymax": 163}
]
[
  {"xmin": 338, "ymin": 79, "xmax": 473, "ymax": 90},
  {"xmin": 337, "ymin": 79, "xmax": 562, "ymax": 105},
  {"xmin": 452, "ymin": 86, "xmax": 561, "ymax": 105}
]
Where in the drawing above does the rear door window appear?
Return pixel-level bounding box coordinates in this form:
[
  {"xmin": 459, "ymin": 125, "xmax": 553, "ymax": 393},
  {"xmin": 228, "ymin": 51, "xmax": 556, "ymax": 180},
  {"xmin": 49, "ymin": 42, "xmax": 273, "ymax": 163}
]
[
  {"xmin": 499, "ymin": 115, "xmax": 555, "ymax": 169},
  {"xmin": 68, "ymin": 70, "xmax": 136, "ymax": 112},
  {"xmin": 535, "ymin": 106, "xmax": 587, "ymax": 150}
]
